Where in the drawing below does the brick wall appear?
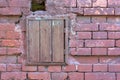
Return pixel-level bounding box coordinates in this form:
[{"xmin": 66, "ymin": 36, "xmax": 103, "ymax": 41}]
[{"xmin": 0, "ymin": 0, "xmax": 120, "ymax": 80}]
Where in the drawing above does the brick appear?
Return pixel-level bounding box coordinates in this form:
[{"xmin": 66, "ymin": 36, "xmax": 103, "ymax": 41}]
[
  {"xmin": 64, "ymin": 0, "xmax": 76, "ymax": 7},
  {"xmin": 77, "ymin": 0, "xmax": 92, "ymax": 7},
  {"xmin": 68, "ymin": 72, "xmax": 84, "ymax": 80},
  {"xmin": 108, "ymin": 32, "xmax": 120, "ymax": 39},
  {"xmin": 38, "ymin": 66, "xmax": 46, "ymax": 71},
  {"xmin": 78, "ymin": 64, "xmax": 92, "ymax": 72},
  {"xmin": 100, "ymin": 23, "xmax": 120, "ymax": 31},
  {"xmin": 7, "ymin": 48, "xmax": 21, "ymax": 55},
  {"xmin": 0, "ymin": 31, "xmax": 6, "ymax": 39},
  {"xmin": 93, "ymin": 64, "xmax": 107, "ymax": 72},
  {"xmin": 92, "ymin": 16, "xmax": 106, "ymax": 23},
  {"xmin": 0, "ymin": 48, "xmax": 6, "ymax": 55},
  {"xmin": 0, "ymin": 7, "xmax": 21, "ymax": 16},
  {"xmin": 69, "ymin": 40, "xmax": 84, "ymax": 48},
  {"xmin": 109, "ymin": 64, "xmax": 120, "ymax": 72},
  {"xmin": 85, "ymin": 40, "xmax": 114, "ymax": 47},
  {"xmin": 0, "ymin": 64, "xmax": 6, "ymax": 71},
  {"xmin": 117, "ymin": 73, "xmax": 120, "ymax": 80},
  {"xmin": 115, "ymin": 8, "xmax": 120, "ymax": 15},
  {"xmin": 93, "ymin": 0, "xmax": 107, "ymax": 7},
  {"xmin": 108, "ymin": 48, "xmax": 120, "ymax": 55},
  {"xmin": 76, "ymin": 48, "xmax": 91, "ymax": 55},
  {"xmin": 0, "ymin": 23, "xmax": 15, "ymax": 31},
  {"xmin": 1, "ymin": 40, "xmax": 20, "ymax": 47},
  {"xmin": 93, "ymin": 32, "xmax": 107, "ymax": 39},
  {"xmin": 28, "ymin": 72, "xmax": 50, "ymax": 80},
  {"xmin": 77, "ymin": 16, "xmax": 91, "ymax": 23},
  {"xmin": 6, "ymin": 56, "xmax": 17, "ymax": 63},
  {"xmin": 77, "ymin": 32, "xmax": 91, "ymax": 39},
  {"xmin": 48, "ymin": 66, "xmax": 61, "ymax": 72},
  {"xmin": 6, "ymin": 31, "xmax": 20, "ymax": 39},
  {"xmin": 108, "ymin": 0, "xmax": 120, "ymax": 7},
  {"xmin": 7, "ymin": 64, "xmax": 21, "ymax": 71},
  {"xmin": 70, "ymin": 48, "xmax": 77, "ymax": 55},
  {"xmin": 116, "ymin": 40, "xmax": 120, "ymax": 47},
  {"xmin": 22, "ymin": 65, "xmax": 37, "ymax": 71},
  {"xmin": 84, "ymin": 8, "xmax": 114, "ymax": 15},
  {"xmin": 107, "ymin": 16, "xmax": 120, "ymax": 23},
  {"xmin": 62, "ymin": 65, "xmax": 76, "ymax": 72},
  {"xmin": 85, "ymin": 73, "xmax": 115, "ymax": 80},
  {"xmin": 0, "ymin": 0, "xmax": 8, "ymax": 7},
  {"xmin": 75, "ymin": 24, "xmax": 98, "ymax": 31},
  {"xmin": 52, "ymin": 73, "xmax": 67, "ymax": 80},
  {"xmin": 1, "ymin": 72, "xmax": 26, "ymax": 80},
  {"xmin": 67, "ymin": 8, "xmax": 83, "ymax": 15},
  {"xmin": 92, "ymin": 48, "xmax": 107, "ymax": 55}
]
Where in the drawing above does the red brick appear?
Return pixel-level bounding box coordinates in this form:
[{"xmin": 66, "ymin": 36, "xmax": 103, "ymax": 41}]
[
  {"xmin": 92, "ymin": 48, "xmax": 107, "ymax": 55},
  {"xmin": 84, "ymin": 8, "xmax": 114, "ymax": 15},
  {"xmin": 78, "ymin": 64, "xmax": 92, "ymax": 72},
  {"xmin": 108, "ymin": 48, "xmax": 120, "ymax": 55},
  {"xmin": 93, "ymin": 32, "xmax": 107, "ymax": 39},
  {"xmin": 6, "ymin": 31, "xmax": 20, "ymax": 39},
  {"xmin": 52, "ymin": 73, "xmax": 67, "ymax": 80},
  {"xmin": 0, "ymin": 48, "xmax": 6, "ymax": 55},
  {"xmin": 93, "ymin": 64, "xmax": 107, "ymax": 72},
  {"xmin": 48, "ymin": 66, "xmax": 61, "ymax": 72},
  {"xmin": 0, "ymin": 23, "xmax": 15, "ymax": 31},
  {"xmin": 109, "ymin": 64, "xmax": 120, "ymax": 72},
  {"xmin": 70, "ymin": 48, "xmax": 77, "ymax": 55},
  {"xmin": 38, "ymin": 66, "xmax": 46, "ymax": 72},
  {"xmin": 67, "ymin": 8, "xmax": 83, "ymax": 15},
  {"xmin": 100, "ymin": 23, "xmax": 120, "ymax": 31},
  {"xmin": 0, "ymin": 0, "xmax": 8, "ymax": 7},
  {"xmin": 92, "ymin": 16, "xmax": 107, "ymax": 23},
  {"xmin": 77, "ymin": 16, "xmax": 91, "ymax": 23},
  {"xmin": 115, "ymin": 8, "xmax": 120, "ymax": 15},
  {"xmin": 117, "ymin": 73, "xmax": 120, "ymax": 80},
  {"xmin": 75, "ymin": 24, "xmax": 98, "ymax": 31},
  {"xmin": 7, "ymin": 64, "xmax": 21, "ymax": 71},
  {"xmin": 7, "ymin": 48, "xmax": 21, "ymax": 55},
  {"xmin": 116, "ymin": 40, "xmax": 120, "ymax": 47},
  {"xmin": 77, "ymin": 32, "xmax": 91, "ymax": 39},
  {"xmin": 62, "ymin": 65, "xmax": 76, "ymax": 72},
  {"xmin": 93, "ymin": 0, "xmax": 107, "ymax": 7},
  {"xmin": 107, "ymin": 16, "xmax": 120, "ymax": 23},
  {"xmin": 64, "ymin": 0, "xmax": 76, "ymax": 7},
  {"xmin": 0, "ymin": 64, "xmax": 6, "ymax": 71},
  {"xmin": 108, "ymin": 32, "xmax": 120, "ymax": 39},
  {"xmin": 0, "ymin": 7, "xmax": 21, "ymax": 15},
  {"xmin": 69, "ymin": 40, "xmax": 84, "ymax": 48},
  {"xmin": 0, "ymin": 31, "xmax": 6, "ymax": 39},
  {"xmin": 85, "ymin": 73, "xmax": 115, "ymax": 80},
  {"xmin": 1, "ymin": 72, "xmax": 26, "ymax": 80},
  {"xmin": 77, "ymin": 0, "xmax": 91, "ymax": 7},
  {"xmin": 108, "ymin": 0, "xmax": 120, "ymax": 7},
  {"xmin": 1, "ymin": 40, "xmax": 20, "ymax": 47},
  {"xmin": 22, "ymin": 65, "xmax": 37, "ymax": 71},
  {"xmin": 68, "ymin": 72, "xmax": 84, "ymax": 80},
  {"xmin": 28, "ymin": 72, "xmax": 50, "ymax": 80},
  {"xmin": 85, "ymin": 40, "xmax": 114, "ymax": 47},
  {"xmin": 76, "ymin": 48, "xmax": 91, "ymax": 55}
]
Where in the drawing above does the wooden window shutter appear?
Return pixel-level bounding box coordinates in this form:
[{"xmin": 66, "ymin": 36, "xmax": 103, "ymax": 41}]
[{"xmin": 26, "ymin": 16, "xmax": 69, "ymax": 65}]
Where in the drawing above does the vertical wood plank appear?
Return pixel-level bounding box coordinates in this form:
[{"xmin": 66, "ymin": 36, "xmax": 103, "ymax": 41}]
[
  {"xmin": 28, "ymin": 20, "xmax": 40, "ymax": 63},
  {"xmin": 52, "ymin": 20, "xmax": 64, "ymax": 62},
  {"xmin": 40, "ymin": 20, "xmax": 52, "ymax": 62}
]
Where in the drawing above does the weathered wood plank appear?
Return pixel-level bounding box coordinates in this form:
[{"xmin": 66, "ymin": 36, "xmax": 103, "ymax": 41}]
[
  {"xmin": 40, "ymin": 20, "xmax": 52, "ymax": 62},
  {"xmin": 28, "ymin": 20, "xmax": 40, "ymax": 62},
  {"xmin": 52, "ymin": 20, "xmax": 64, "ymax": 62}
]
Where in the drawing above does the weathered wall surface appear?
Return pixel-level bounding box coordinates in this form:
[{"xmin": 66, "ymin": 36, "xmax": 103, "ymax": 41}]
[{"xmin": 0, "ymin": 0, "xmax": 120, "ymax": 80}]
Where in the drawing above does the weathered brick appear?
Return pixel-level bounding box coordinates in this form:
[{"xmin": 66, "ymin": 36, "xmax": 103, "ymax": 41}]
[
  {"xmin": 1, "ymin": 72, "xmax": 26, "ymax": 80},
  {"xmin": 52, "ymin": 73, "xmax": 67, "ymax": 80},
  {"xmin": 92, "ymin": 48, "xmax": 107, "ymax": 55},
  {"xmin": 7, "ymin": 48, "xmax": 21, "ymax": 55},
  {"xmin": 0, "ymin": 48, "xmax": 7, "ymax": 55},
  {"xmin": 0, "ymin": 23, "xmax": 15, "ymax": 31},
  {"xmin": 117, "ymin": 73, "xmax": 120, "ymax": 80},
  {"xmin": 22, "ymin": 65, "xmax": 37, "ymax": 71},
  {"xmin": 0, "ymin": 0, "xmax": 8, "ymax": 7},
  {"xmin": 85, "ymin": 73, "xmax": 115, "ymax": 80},
  {"xmin": 70, "ymin": 48, "xmax": 77, "ymax": 55},
  {"xmin": 38, "ymin": 66, "xmax": 46, "ymax": 72},
  {"xmin": 67, "ymin": 8, "xmax": 83, "ymax": 15},
  {"xmin": 108, "ymin": 48, "xmax": 120, "ymax": 55},
  {"xmin": 109, "ymin": 64, "xmax": 120, "ymax": 72},
  {"xmin": 7, "ymin": 64, "xmax": 21, "ymax": 71},
  {"xmin": 92, "ymin": 16, "xmax": 107, "ymax": 23},
  {"xmin": 69, "ymin": 40, "xmax": 84, "ymax": 48},
  {"xmin": 100, "ymin": 23, "xmax": 120, "ymax": 31},
  {"xmin": 0, "ymin": 31, "xmax": 6, "ymax": 39},
  {"xmin": 93, "ymin": 0, "xmax": 107, "ymax": 7},
  {"xmin": 6, "ymin": 56, "xmax": 17, "ymax": 63},
  {"xmin": 78, "ymin": 64, "xmax": 92, "ymax": 72},
  {"xmin": 77, "ymin": 0, "xmax": 92, "ymax": 7},
  {"xmin": 115, "ymin": 8, "xmax": 120, "ymax": 15},
  {"xmin": 28, "ymin": 72, "xmax": 50, "ymax": 80},
  {"xmin": 107, "ymin": 16, "xmax": 120, "ymax": 23},
  {"xmin": 93, "ymin": 64, "xmax": 107, "ymax": 72},
  {"xmin": 108, "ymin": 0, "xmax": 120, "ymax": 7},
  {"xmin": 68, "ymin": 72, "xmax": 84, "ymax": 80},
  {"xmin": 116, "ymin": 40, "xmax": 120, "ymax": 47},
  {"xmin": 75, "ymin": 24, "xmax": 98, "ymax": 31},
  {"xmin": 62, "ymin": 65, "xmax": 76, "ymax": 72},
  {"xmin": 76, "ymin": 48, "xmax": 91, "ymax": 55},
  {"xmin": 0, "ymin": 64, "xmax": 6, "ymax": 71},
  {"xmin": 85, "ymin": 40, "xmax": 115, "ymax": 47},
  {"xmin": 6, "ymin": 31, "xmax": 20, "ymax": 39},
  {"xmin": 84, "ymin": 8, "xmax": 114, "ymax": 15},
  {"xmin": 77, "ymin": 16, "xmax": 91, "ymax": 23},
  {"xmin": 93, "ymin": 32, "xmax": 107, "ymax": 39},
  {"xmin": 108, "ymin": 32, "xmax": 120, "ymax": 39},
  {"xmin": 77, "ymin": 32, "xmax": 91, "ymax": 39},
  {"xmin": 48, "ymin": 66, "xmax": 61, "ymax": 72}
]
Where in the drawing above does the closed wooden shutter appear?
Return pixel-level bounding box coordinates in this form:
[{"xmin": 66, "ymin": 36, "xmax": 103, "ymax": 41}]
[{"xmin": 26, "ymin": 18, "xmax": 68, "ymax": 65}]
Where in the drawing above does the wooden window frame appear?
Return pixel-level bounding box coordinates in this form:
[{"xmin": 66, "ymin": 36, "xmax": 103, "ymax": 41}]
[{"xmin": 26, "ymin": 15, "xmax": 69, "ymax": 66}]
